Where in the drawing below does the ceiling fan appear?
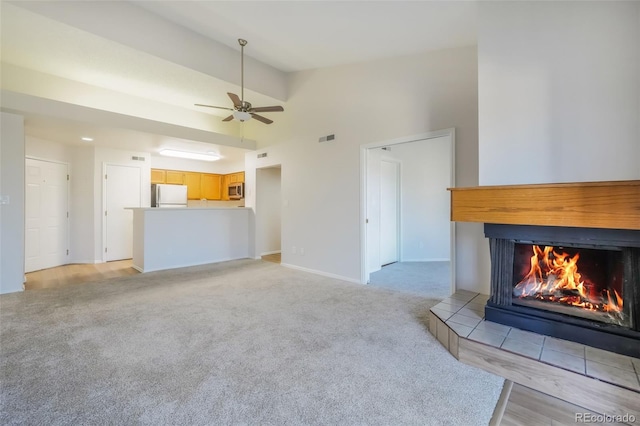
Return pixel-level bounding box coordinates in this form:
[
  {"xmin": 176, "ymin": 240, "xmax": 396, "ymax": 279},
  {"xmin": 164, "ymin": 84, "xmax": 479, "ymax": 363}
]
[{"xmin": 195, "ymin": 38, "xmax": 284, "ymax": 124}]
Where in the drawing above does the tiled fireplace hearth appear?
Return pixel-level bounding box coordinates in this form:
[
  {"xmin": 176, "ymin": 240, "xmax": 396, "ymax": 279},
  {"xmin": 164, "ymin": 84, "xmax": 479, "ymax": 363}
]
[
  {"xmin": 450, "ymin": 180, "xmax": 640, "ymax": 357},
  {"xmin": 445, "ymin": 180, "xmax": 640, "ymax": 416}
]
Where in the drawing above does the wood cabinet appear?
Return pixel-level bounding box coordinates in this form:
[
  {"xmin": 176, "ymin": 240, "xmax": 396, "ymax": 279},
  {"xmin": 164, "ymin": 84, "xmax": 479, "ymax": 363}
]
[
  {"xmin": 150, "ymin": 169, "xmax": 244, "ymax": 201},
  {"xmin": 201, "ymin": 174, "xmax": 222, "ymax": 200},
  {"xmin": 184, "ymin": 172, "xmax": 201, "ymax": 199},
  {"xmin": 166, "ymin": 171, "xmax": 185, "ymax": 185},
  {"xmin": 151, "ymin": 169, "xmax": 166, "ymax": 184},
  {"xmin": 221, "ymin": 171, "xmax": 245, "ymax": 200}
]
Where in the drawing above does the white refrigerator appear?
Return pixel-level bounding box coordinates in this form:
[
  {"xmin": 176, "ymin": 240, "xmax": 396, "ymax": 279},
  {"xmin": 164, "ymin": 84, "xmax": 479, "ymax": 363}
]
[{"xmin": 151, "ymin": 184, "xmax": 188, "ymax": 208}]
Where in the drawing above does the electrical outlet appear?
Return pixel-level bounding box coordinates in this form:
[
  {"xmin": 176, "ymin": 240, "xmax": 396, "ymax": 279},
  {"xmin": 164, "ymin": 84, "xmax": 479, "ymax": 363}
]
[{"xmin": 292, "ymin": 246, "xmax": 297, "ymax": 254}]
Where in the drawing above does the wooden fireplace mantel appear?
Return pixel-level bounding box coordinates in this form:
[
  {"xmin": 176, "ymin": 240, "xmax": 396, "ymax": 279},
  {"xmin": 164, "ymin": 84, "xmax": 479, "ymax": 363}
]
[{"xmin": 449, "ymin": 180, "xmax": 640, "ymax": 230}]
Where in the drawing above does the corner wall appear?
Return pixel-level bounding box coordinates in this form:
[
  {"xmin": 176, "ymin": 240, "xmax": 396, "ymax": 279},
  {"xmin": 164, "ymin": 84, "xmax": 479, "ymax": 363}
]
[
  {"xmin": 478, "ymin": 1, "xmax": 640, "ymax": 185},
  {"xmin": 245, "ymin": 46, "xmax": 483, "ymax": 289},
  {"xmin": 0, "ymin": 112, "xmax": 25, "ymax": 294}
]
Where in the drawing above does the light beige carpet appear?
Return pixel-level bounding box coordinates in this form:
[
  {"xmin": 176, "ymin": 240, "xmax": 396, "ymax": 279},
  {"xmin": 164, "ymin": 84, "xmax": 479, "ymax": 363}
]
[{"xmin": 1, "ymin": 259, "xmax": 503, "ymax": 425}]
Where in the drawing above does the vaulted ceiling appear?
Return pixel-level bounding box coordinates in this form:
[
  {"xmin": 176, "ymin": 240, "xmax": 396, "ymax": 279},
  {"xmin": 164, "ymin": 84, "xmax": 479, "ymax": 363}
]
[{"xmin": 1, "ymin": 1, "xmax": 477, "ymax": 163}]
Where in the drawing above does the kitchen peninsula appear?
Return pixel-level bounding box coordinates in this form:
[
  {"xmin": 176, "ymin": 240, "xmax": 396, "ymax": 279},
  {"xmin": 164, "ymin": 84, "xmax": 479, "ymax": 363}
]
[{"xmin": 129, "ymin": 207, "xmax": 251, "ymax": 273}]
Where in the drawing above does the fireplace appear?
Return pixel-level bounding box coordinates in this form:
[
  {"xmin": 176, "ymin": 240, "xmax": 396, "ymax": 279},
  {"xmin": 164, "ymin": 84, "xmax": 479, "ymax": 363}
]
[
  {"xmin": 484, "ymin": 224, "xmax": 640, "ymax": 358},
  {"xmin": 449, "ymin": 180, "xmax": 640, "ymax": 359}
]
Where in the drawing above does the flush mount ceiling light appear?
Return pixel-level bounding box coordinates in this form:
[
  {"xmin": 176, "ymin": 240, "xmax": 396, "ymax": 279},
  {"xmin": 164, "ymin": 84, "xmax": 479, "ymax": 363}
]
[
  {"xmin": 81, "ymin": 137, "xmax": 93, "ymax": 142},
  {"xmin": 159, "ymin": 149, "xmax": 220, "ymax": 162}
]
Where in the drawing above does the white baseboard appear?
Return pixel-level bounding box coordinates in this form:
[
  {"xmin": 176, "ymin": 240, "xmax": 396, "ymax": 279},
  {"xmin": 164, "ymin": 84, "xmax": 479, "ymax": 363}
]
[
  {"xmin": 132, "ymin": 264, "xmax": 144, "ymax": 273},
  {"xmin": 280, "ymin": 263, "xmax": 362, "ymax": 284},
  {"xmin": 137, "ymin": 256, "xmax": 250, "ymax": 273},
  {"xmin": 260, "ymin": 250, "xmax": 282, "ymax": 256},
  {"xmin": 400, "ymin": 258, "xmax": 450, "ymax": 262}
]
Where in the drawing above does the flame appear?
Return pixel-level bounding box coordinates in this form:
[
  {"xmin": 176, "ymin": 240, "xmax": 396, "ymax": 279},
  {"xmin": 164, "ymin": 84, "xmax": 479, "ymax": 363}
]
[{"xmin": 513, "ymin": 245, "xmax": 623, "ymax": 315}]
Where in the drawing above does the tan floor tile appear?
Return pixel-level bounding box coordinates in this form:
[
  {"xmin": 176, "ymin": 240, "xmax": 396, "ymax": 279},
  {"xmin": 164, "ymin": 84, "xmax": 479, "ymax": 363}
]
[
  {"xmin": 542, "ymin": 337, "xmax": 585, "ymax": 359},
  {"xmin": 586, "ymin": 360, "xmax": 640, "ymax": 391},
  {"xmin": 447, "ymin": 322, "xmax": 474, "ymax": 338},
  {"xmin": 474, "ymin": 320, "xmax": 511, "ymax": 337},
  {"xmin": 456, "ymin": 307, "xmax": 483, "ymax": 321},
  {"xmin": 430, "ymin": 307, "xmax": 453, "ymax": 321},
  {"xmin": 585, "ymin": 346, "xmax": 635, "ymax": 372},
  {"xmin": 439, "ymin": 298, "xmax": 467, "ymax": 309},
  {"xmin": 450, "ymin": 291, "xmax": 478, "ymax": 302},
  {"xmin": 468, "ymin": 328, "xmax": 506, "ymax": 348},
  {"xmin": 501, "ymin": 337, "xmax": 542, "ymax": 360},
  {"xmin": 447, "ymin": 313, "xmax": 481, "ymax": 328},
  {"xmin": 506, "ymin": 328, "xmax": 545, "ymax": 346},
  {"xmin": 540, "ymin": 347, "xmax": 585, "ymax": 374}
]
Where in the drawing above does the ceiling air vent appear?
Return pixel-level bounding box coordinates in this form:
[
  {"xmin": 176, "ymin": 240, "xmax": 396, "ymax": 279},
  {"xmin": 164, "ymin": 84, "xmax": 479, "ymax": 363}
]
[
  {"xmin": 319, "ymin": 134, "xmax": 335, "ymax": 143},
  {"xmin": 257, "ymin": 153, "xmax": 267, "ymax": 158},
  {"xmin": 131, "ymin": 156, "xmax": 145, "ymax": 161}
]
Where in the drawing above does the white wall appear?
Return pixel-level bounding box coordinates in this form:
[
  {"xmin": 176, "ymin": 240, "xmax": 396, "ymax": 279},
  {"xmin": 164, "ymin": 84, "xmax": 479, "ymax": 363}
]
[
  {"xmin": 385, "ymin": 136, "xmax": 451, "ymax": 261},
  {"xmin": 478, "ymin": 1, "xmax": 640, "ymax": 185},
  {"xmin": 245, "ymin": 46, "xmax": 483, "ymax": 288},
  {"xmin": 1, "ymin": 112, "xmax": 25, "ymax": 294},
  {"xmin": 70, "ymin": 145, "xmax": 95, "ymax": 263},
  {"xmin": 256, "ymin": 167, "xmax": 282, "ymax": 256}
]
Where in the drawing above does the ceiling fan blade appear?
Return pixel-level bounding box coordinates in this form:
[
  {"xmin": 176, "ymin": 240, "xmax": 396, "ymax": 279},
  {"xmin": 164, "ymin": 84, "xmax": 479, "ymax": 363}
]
[
  {"xmin": 195, "ymin": 103, "xmax": 234, "ymax": 111},
  {"xmin": 227, "ymin": 93, "xmax": 242, "ymax": 107},
  {"xmin": 222, "ymin": 114, "xmax": 234, "ymax": 122},
  {"xmin": 250, "ymin": 113, "xmax": 273, "ymax": 124},
  {"xmin": 249, "ymin": 106, "xmax": 284, "ymax": 113}
]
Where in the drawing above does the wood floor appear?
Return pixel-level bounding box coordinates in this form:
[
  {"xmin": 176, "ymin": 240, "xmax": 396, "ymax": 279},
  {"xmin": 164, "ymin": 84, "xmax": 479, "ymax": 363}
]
[
  {"xmin": 500, "ymin": 383, "xmax": 615, "ymax": 426},
  {"xmin": 261, "ymin": 253, "xmax": 281, "ymax": 264},
  {"xmin": 24, "ymin": 260, "xmax": 139, "ymax": 290}
]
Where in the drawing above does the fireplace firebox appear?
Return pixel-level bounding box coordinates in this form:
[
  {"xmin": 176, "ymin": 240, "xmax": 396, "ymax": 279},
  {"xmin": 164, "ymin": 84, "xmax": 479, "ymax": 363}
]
[{"xmin": 484, "ymin": 224, "xmax": 640, "ymax": 358}]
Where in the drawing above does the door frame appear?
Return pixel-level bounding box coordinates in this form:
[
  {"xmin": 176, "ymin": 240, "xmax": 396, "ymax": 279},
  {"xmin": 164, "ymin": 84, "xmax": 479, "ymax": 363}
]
[
  {"xmin": 379, "ymin": 157, "xmax": 401, "ymax": 266},
  {"xmin": 25, "ymin": 156, "xmax": 70, "ymax": 271},
  {"xmin": 102, "ymin": 162, "xmax": 143, "ymax": 262},
  {"xmin": 360, "ymin": 128, "xmax": 456, "ymax": 293}
]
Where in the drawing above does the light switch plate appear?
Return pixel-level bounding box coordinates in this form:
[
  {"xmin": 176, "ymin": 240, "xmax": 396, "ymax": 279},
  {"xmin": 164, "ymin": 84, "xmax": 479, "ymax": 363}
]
[{"xmin": 0, "ymin": 195, "xmax": 9, "ymax": 205}]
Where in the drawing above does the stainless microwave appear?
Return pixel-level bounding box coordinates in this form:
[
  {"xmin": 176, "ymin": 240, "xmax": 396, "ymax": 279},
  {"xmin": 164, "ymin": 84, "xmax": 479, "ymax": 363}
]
[{"xmin": 229, "ymin": 182, "xmax": 244, "ymax": 199}]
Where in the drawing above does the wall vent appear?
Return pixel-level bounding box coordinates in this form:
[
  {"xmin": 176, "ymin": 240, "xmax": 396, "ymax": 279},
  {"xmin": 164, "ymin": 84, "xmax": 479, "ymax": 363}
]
[
  {"xmin": 131, "ymin": 156, "xmax": 145, "ymax": 161},
  {"xmin": 257, "ymin": 153, "xmax": 268, "ymax": 158},
  {"xmin": 319, "ymin": 134, "xmax": 335, "ymax": 143}
]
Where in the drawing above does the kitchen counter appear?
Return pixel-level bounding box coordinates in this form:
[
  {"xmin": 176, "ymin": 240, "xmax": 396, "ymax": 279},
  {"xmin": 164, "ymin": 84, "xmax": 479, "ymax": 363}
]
[{"xmin": 127, "ymin": 207, "xmax": 251, "ymax": 273}]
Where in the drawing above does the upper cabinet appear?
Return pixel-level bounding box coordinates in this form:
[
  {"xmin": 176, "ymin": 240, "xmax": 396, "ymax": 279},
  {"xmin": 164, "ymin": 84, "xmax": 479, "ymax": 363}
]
[
  {"xmin": 151, "ymin": 169, "xmax": 166, "ymax": 184},
  {"xmin": 166, "ymin": 171, "xmax": 185, "ymax": 185},
  {"xmin": 150, "ymin": 169, "xmax": 244, "ymax": 201}
]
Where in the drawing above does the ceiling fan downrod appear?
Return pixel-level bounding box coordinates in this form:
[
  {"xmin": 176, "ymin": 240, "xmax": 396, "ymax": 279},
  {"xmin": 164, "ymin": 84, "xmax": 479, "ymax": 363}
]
[{"xmin": 238, "ymin": 38, "xmax": 247, "ymax": 105}]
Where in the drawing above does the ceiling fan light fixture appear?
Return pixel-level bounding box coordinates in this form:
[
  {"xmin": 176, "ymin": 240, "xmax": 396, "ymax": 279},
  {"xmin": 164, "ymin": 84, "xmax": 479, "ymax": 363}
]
[
  {"xmin": 233, "ymin": 110, "xmax": 252, "ymax": 122},
  {"xmin": 159, "ymin": 149, "xmax": 220, "ymax": 162}
]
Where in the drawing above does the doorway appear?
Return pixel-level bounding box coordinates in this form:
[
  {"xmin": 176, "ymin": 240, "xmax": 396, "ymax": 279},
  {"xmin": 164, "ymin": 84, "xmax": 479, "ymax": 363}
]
[
  {"xmin": 361, "ymin": 129, "xmax": 456, "ymax": 298},
  {"xmin": 380, "ymin": 159, "xmax": 400, "ymax": 266},
  {"xmin": 103, "ymin": 164, "xmax": 141, "ymax": 261},
  {"xmin": 25, "ymin": 158, "xmax": 69, "ymax": 273},
  {"xmin": 256, "ymin": 166, "xmax": 282, "ymax": 263}
]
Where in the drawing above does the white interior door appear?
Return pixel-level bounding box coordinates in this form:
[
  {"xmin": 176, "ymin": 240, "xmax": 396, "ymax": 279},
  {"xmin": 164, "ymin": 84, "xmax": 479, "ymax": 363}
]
[
  {"xmin": 380, "ymin": 160, "xmax": 399, "ymax": 266},
  {"xmin": 105, "ymin": 164, "xmax": 141, "ymax": 261},
  {"xmin": 25, "ymin": 158, "xmax": 68, "ymax": 273}
]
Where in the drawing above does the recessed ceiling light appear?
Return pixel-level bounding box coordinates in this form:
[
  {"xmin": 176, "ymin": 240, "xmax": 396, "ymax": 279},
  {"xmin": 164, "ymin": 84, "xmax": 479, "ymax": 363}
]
[
  {"xmin": 81, "ymin": 137, "xmax": 93, "ymax": 142},
  {"xmin": 159, "ymin": 149, "xmax": 220, "ymax": 162}
]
